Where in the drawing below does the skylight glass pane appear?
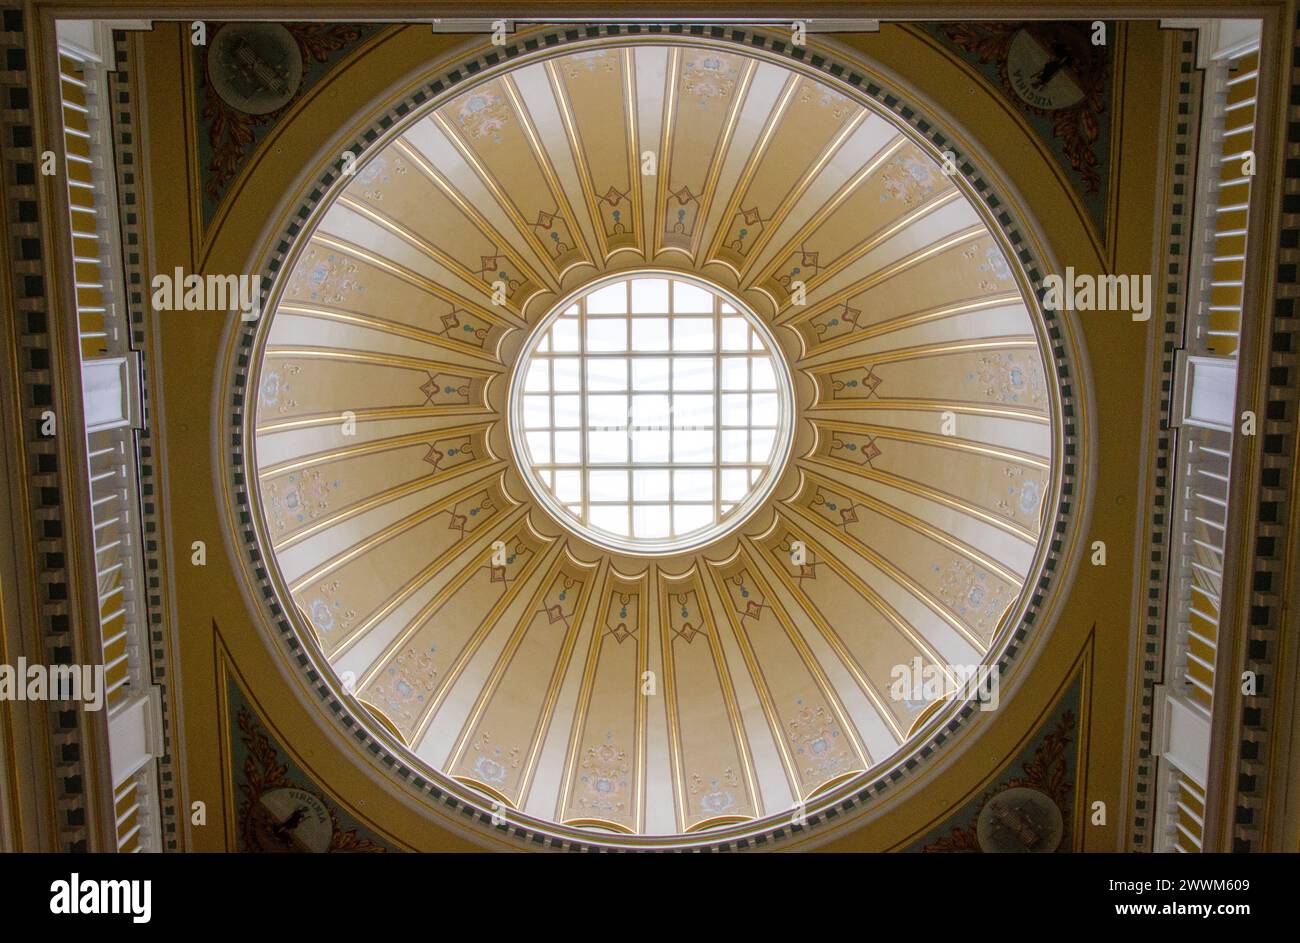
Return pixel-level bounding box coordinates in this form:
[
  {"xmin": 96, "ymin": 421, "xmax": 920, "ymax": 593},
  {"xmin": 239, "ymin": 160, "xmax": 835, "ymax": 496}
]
[
  {"xmin": 751, "ymin": 393, "xmax": 778, "ymax": 427},
  {"xmin": 588, "ymin": 358, "xmax": 628, "ymax": 391},
  {"xmin": 672, "ymin": 394, "xmax": 713, "ymax": 427},
  {"xmin": 554, "ymin": 431, "xmax": 581, "ymax": 464},
  {"xmin": 589, "ymin": 430, "xmax": 629, "ymax": 463},
  {"xmin": 587, "ymin": 317, "xmax": 627, "ymax": 351},
  {"xmin": 588, "ymin": 394, "xmax": 628, "ymax": 429},
  {"xmin": 633, "ymin": 505, "xmax": 671, "ymax": 538},
  {"xmin": 631, "ymin": 394, "xmax": 669, "ymax": 427},
  {"xmin": 590, "ymin": 505, "xmax": 629, "ymax": 535},
  {"xmin": 631, "ymin": 278, "xmax": 669, "ymax": 313},
  {"xmin": 751, "ymin": 358, "xmax": 776, "ymax": 390},
  {"xmin": 553, "ymin": 395, "xmax": 581, "ymax": 428},
  {"xmin": 674, "ymin": 430, "xmax": 713, "ymax": 462},
  {"xmin": 632, "ymin": 469, "xmax": 670, "ymax": 501},
  {"xmin": 527, "ymin": 432, "xmax": 552, "ymax": 464},
  {"xmin": 674, "ymin": 469, "xmax": 713, "ymax": 501},
  {"xmin": 552, "ymin": 318, "xmax": 580, "ymax": 351},
  {"xmin": 721, "ymin": 358, "xmax": 749, "ymax": 391},
  {"xmin": 721, "ymin": 430, "xmax": 748, "ymax": 463},
  {"xmin": 673, "ymin": 504, "xmax": 713, "ymax": 533},
  {"xmin": 523, "ymin": 396, "xmax": 550, "ymax": 429},
  {"xmin": 587, "ymin": 282, "xmax": 627, "ymax": 314},
  {"xmin": 632, "ymin": 317, "xmax": 670, "ymax": 350},
  {"xmin": 524, "ymin": 360, "xmax": 550, "ymax": 391},
  {"xmin": 632, "ymin": 429, "xmax": 669, "ymax": 462},
  {"xmin": 721, "ymin": 317, "xmax": 748, "ymax": 350},
  {"xmin": 721, "ymin": 468, "xmax": 748, "ymax": 500},
  {"xmin": 673, "ymin": 358, "xmax": 713, "ymax": 390},
  {"xmin": 721, "ymin": 394, "xmax": 748, "ymax": 426},
  {"xmin": 554, "ymin": 469, "xmax": 582, "ymax": 502},
  {"xmin": 632, "ymin": 358, "xmax": 670, "ymax": 390},
  {"xmin": 589, "ymin": 469, "xmax": 628, "ymax": 502},
  {"xmin": 673, "ymin": 280, "xmax": 712, "ymax": 313},
  {"xmin": 553, "ymin": 358, "xmax": 580, "ymax": 391},
  {"xmin": 673, "ymin": 318, "xmax": 713, "ymax": 351}
]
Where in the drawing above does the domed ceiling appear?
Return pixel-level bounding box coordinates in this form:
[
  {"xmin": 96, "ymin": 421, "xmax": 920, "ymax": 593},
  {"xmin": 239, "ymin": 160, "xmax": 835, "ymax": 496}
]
[{"xmin": 244, "ymin": 35, "xmax": 1060, "ymax": 846}]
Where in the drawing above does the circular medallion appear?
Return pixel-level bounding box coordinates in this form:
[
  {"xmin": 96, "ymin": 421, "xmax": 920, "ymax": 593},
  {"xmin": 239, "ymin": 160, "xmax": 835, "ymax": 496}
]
[
  {"xmin": 208, "ymin": 24, "xmax": 304, "ymax": 116},
  {"xmin": 245, "ymin": 787, "xmax": 333, "ymax": 852},
  {"xmin": 975, "ymin": 786, "xmax": 1064, "ymax": 852},
  {"xmin": 1006, "ymin": 28, "xmax": 1089, "ymax": 111}
]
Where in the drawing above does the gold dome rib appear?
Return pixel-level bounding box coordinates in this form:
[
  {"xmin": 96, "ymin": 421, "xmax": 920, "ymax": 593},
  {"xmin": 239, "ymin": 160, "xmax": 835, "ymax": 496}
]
[
  {"xmin": 391, "ymin": 135, "xmax": 557, "ymax": 299},
  {"xmin": 651, "ymin": 49, "xmax": 758, "ymax": 263},
  {"xmin": 355, "ymin": 517, "xmax": 553, "ymax": 744},
  {"xmin": 543, "ymin": 49, "xmax": 647, "ymax": 265},
  {"xmin": 727, "ymin": 108, "xmax": 872, "ymax": 282},
  {"xmin": 338, "ymin": 194, "xmax": 533, "ymax": 330},
  {"xmin": 315, "ymin": 481, "xmax": 515, "ymax": 661},
  {"xmin": 798, "ymin": 452, "xmax": 1041, "ymax": 546},
  {"xmin": 769, "ymin": 504, "xmax": 982, "ymax": 676},
  {"xmin": 553, "ymin": 564, "xmax": 650, "ymax": 834},
  {"xmin": 745, "ymin": 133, "xmax": 911, "ymax": 288},
  {"xmin": 442, "ymin": 546, "xmax": 601, "ymax": 809},
  {"xmin": 770, "ymin": 185, "xmax": 966, "ymax": 309},
  {"xmin": 498, "ymin": 73, "xmax": 597, "ymax": 273},
  {"xmin": 658, "ymin": 564, "xmax": 765, "ymax": 832},
  {"xmin": 777, "ymin": 224, "xmax": 989, "ymax": 327},
  {"xmin": 793, "ymin": 463, "xmax": 1026, "ymax": 587},
  {"xmin": 808, "ymin": 397, "xmax": 1050, "ymax": 424},
  {"xmin": 431, "ymin": 78, "xmax": 595, "ymax": 284},
  {"xmin": 273, "ymin": 458, "xmax": 502, "ymax": 554},
  {"xmin": 813, "ymin": 415, "xmax": 1049, "ymax": 472},
  {"xmin": 744, "ymin": 528, "xmax": 914, "ymax": 744},
  {"xmin": 263, "ymin": 345, "xmax": 499, "ymax": 373},
  {"xmin": 703, "ymin": 549, "xmax": 871, "ymax": 801},
  {"xmin": 748, "ymin": 137, "xmax": 963, "ymax": 304},
  {"xmin": 700, "ymin": 73, "xmax": 806, "ymax": 275},
  {"xmin": 312, "ymin": 232, "xmax": 527, "ymax": 331},
  {"xmin": 283, "ymin": 477, "xmax": 497, "ymax": 594},
  {"xmin": 793, "ymin": 293, "xmax": 1025, "ymax": 361},
  {"xmin": 257, "ymin": 420, "xmax": 496, "ymax": 480},
  {"xmin": 807, "ymin": 334, "xmax": 1045, "ymax": 372},
  {"xmin": 275, "ymin": 302, "xmax": 503, "ymax": 366},
  {"xmin": 255, "ymin": 404, "xmax": 492, "ymax": 436}
]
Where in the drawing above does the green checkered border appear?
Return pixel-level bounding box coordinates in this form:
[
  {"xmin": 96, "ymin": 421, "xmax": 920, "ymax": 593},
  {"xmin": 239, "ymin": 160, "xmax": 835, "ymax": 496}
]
[
  {"xmin": 1127, "ymin": 29, "xmax": 1202, "ymax": 852},
  {"xmin": 108, "ymin": 29, "xmax": 182, "ymax": 852},
  {"xmin": 222, "ymin": 23, "xmax": 1084, "ymax": 851}
]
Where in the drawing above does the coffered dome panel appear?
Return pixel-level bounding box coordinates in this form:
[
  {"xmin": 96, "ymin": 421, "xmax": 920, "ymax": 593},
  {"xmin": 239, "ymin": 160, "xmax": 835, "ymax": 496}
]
[{"xmin": 236, "ymin": 32, "xmax": 1074, "ymax": 849}]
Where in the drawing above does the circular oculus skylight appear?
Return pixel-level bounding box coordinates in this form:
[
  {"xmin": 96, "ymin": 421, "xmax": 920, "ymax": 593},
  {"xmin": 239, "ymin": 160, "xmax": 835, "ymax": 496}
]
[{"xmin": 508, "ymin": 273, "xmax": 795, "ymax": 554}]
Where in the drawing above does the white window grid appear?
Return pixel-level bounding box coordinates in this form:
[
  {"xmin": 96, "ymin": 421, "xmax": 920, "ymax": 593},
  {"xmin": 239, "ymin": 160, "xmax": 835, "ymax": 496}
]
[{"xmin": 516, "ymin": 274, "xmax": 788, "ymax": 546}]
